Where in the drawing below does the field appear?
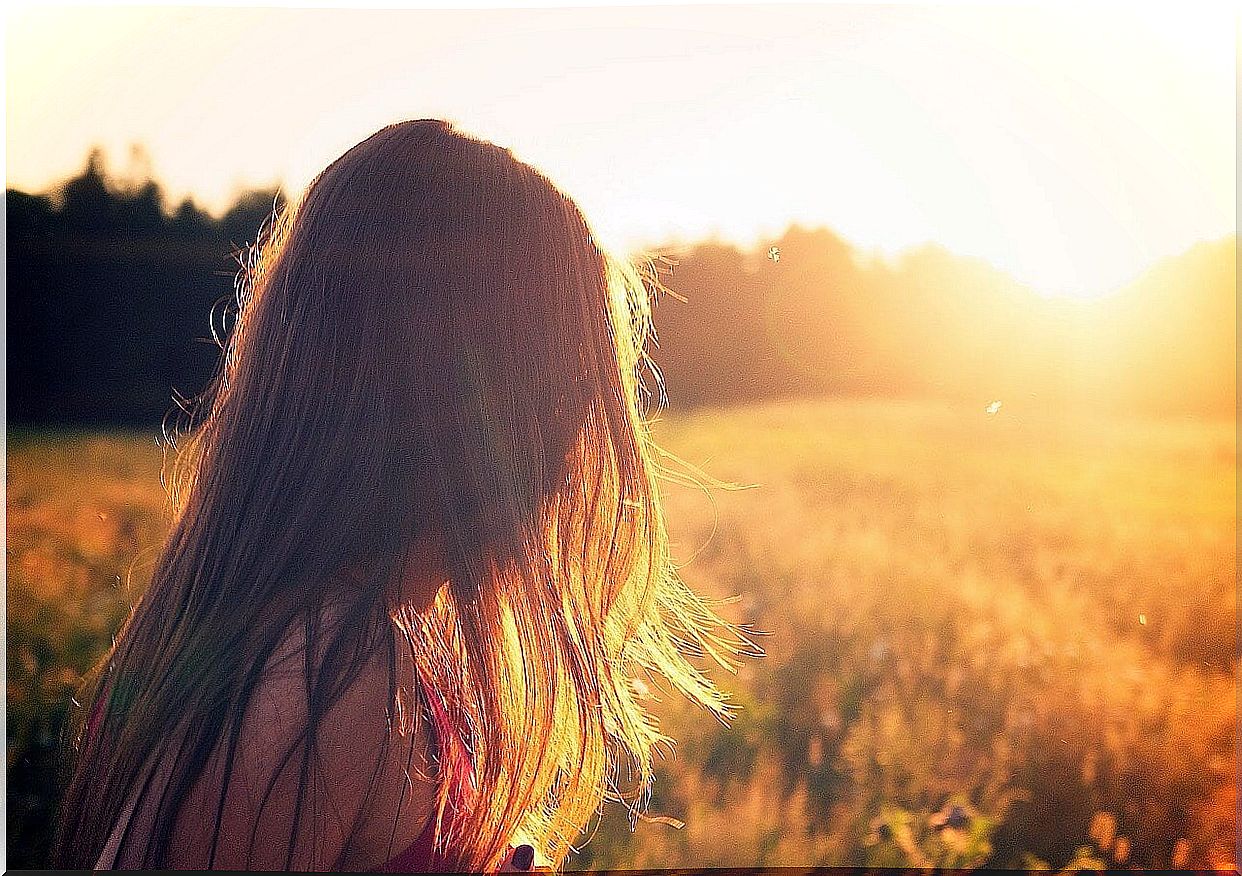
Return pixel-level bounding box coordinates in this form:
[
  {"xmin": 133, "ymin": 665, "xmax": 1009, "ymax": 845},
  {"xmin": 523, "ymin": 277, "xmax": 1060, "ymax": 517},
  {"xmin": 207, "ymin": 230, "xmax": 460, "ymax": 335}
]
[{"xmin": 6, "ymin": 399, "xmax": 1237, "ymax": 870}]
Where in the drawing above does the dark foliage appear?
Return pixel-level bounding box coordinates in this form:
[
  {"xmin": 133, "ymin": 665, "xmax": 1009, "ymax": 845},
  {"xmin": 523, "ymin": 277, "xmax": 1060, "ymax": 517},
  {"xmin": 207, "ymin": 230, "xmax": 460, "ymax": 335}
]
[
  {"xmin": 7, "ymin": 149, "xmax": 284, "ymax": 426},
  {"xmin": 6, "ymin": 149, "xmax": 1235, "ymax": 428}
]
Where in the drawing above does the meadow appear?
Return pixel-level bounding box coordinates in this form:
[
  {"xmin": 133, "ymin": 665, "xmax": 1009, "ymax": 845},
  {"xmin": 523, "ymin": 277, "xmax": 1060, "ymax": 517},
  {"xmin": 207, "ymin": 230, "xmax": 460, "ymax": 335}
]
[{"xmin": 6, "ymin": 398, "xmax": 1237, "ymax": 870}]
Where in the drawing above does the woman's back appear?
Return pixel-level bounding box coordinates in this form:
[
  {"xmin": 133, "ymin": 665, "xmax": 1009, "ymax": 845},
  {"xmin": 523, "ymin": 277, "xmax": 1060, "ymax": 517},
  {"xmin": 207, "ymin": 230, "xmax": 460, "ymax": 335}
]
[{"xmin": 103, "ymin": 613, "xmax": 440, "ymax": 871}]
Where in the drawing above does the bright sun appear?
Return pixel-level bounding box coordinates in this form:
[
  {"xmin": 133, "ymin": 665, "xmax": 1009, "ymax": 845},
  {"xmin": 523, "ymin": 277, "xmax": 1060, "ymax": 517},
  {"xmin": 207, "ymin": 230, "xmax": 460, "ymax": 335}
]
[{"xmin": 6, "ymin": 5, "xmax": 1234, "ymax": 301}]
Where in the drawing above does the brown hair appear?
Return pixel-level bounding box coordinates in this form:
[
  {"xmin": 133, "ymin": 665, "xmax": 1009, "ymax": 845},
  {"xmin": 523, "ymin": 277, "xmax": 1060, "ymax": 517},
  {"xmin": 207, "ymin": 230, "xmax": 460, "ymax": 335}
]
[{"xmin": 53, "ymin": 119, "xmax": 752, "ymax": 871}]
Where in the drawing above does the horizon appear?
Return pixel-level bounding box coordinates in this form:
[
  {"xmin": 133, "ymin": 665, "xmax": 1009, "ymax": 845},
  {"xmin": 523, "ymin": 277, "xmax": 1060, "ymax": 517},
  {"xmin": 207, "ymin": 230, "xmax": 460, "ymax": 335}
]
[
  {"xmin": 6, "ymin": 4, "xmax": 1236, "ymax": 300},
  {"xmin": 8, "ymin": 145, "xmax": 1236, "ymax": 310}
]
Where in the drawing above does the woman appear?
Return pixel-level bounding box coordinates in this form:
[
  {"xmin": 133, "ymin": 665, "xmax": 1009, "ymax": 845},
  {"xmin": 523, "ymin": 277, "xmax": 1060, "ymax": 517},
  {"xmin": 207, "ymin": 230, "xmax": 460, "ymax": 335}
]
[{"xmin": 52, "ymin": 119, "xmax": 750, "ymax": 872}]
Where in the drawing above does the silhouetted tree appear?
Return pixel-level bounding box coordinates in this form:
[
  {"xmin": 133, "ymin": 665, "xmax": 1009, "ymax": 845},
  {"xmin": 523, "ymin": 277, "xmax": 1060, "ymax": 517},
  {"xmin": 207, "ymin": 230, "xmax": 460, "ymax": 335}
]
[
  {"xmin": 58, "ymin": 148, "xmax": 113, "ymax": 233},
  {"xmin": 169, "ymin": 197, "xmax": 213, "ymax": 237},
  {"xmin": 220, "ymin": 188, "xmax": 284, "ymax": 246}
]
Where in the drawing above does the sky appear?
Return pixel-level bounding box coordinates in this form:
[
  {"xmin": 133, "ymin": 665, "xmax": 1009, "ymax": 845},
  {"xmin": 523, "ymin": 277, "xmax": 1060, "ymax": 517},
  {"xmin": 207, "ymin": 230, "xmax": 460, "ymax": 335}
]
[{"xmin": 5, "ymin": 3, "xmax": 1236, "ymax": 299}]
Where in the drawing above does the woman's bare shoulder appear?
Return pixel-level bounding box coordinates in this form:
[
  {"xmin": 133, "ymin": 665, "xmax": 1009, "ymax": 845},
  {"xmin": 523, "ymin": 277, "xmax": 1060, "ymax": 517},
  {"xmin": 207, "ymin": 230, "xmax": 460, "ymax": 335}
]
[
  {"xmin": 182, "ymin": 610, "xmax": 438, "ymax": 870},
  {"xmin": 309, "ymin": 620, "xmax": 440, "ymax": 868}
]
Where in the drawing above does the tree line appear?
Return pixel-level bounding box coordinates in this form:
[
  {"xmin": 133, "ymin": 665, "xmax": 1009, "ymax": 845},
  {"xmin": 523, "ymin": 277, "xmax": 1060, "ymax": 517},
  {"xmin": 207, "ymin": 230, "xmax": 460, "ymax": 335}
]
[
  {"xmin": 7, "ymin": 149, "xmax": 1235, "ymax": 426},
  {"xmin": 8, "ymin": 149, "xmax": 283, "ymax": 425}
]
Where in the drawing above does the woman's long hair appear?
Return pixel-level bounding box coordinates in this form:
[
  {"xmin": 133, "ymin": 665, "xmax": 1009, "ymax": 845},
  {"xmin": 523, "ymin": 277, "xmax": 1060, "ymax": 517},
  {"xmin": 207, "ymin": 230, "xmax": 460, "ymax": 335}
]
[{"xmin": 52, "ymin": 119, "xmax": 751, "ymax": 872}]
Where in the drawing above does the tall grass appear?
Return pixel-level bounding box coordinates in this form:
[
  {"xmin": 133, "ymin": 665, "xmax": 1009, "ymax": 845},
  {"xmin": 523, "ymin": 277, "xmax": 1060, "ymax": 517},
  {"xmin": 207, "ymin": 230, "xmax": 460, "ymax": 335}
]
[{"xmin": 6, "ymin": 400, "xmax": 1236, "ymax": 869}]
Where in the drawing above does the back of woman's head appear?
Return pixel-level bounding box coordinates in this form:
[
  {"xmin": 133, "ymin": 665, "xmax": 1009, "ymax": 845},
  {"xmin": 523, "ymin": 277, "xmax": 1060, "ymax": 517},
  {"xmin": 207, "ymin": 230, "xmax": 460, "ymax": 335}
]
[
  {"xmin": 54, "ymin": 119, "xmax": 749, "ymax": 872},
  {"xmin": 200, "ymin": 119, "xmax": 612, "ymax": 586}
]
